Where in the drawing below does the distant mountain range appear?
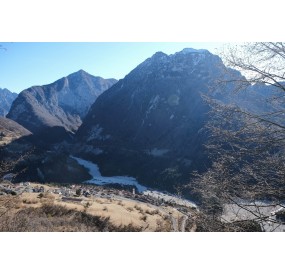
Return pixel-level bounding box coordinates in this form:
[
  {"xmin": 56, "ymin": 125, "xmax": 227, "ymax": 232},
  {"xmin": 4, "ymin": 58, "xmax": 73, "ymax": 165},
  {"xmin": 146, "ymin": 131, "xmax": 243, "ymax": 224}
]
[
  {"xmin": 1, "ymin": 49, "xmax": 282, "ymax": 193},
  {"xmin": 7, "ymin": 70, "xmax": 117, "ymax": 138},
  {"xmin": 0, "ymin": 88, "xmax": 17, "ymax": 117}
]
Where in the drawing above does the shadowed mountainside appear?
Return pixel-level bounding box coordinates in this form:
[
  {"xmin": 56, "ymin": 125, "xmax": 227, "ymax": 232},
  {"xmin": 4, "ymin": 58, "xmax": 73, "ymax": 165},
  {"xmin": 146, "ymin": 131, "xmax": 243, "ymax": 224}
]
[{"xmin": 7, "ymin": 70, "xmax": 117, "ymax": 135}]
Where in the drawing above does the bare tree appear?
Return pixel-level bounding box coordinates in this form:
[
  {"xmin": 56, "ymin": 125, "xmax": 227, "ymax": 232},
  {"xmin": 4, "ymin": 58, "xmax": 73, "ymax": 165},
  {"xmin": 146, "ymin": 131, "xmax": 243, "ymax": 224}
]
[{"xmin": 191, "ymin": 43, "xmax": 285, "ymax": 232}]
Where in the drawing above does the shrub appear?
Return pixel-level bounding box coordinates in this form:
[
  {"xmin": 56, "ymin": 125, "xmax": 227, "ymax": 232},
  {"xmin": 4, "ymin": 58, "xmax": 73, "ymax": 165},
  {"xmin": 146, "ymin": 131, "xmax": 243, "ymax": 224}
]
[
  {"xmin": 146, "ymin": 209, "xmax": 159, "ymax": 215},
  {"xmin": 134, "ymin": 205, "xmax": 143, "ymax": 213},
  {"xmin": 75, "ymin": 189, "xmax": 82, "ymax": 196},
  {"xmin": 140, "ymin": 215, "xmax": 147, "ymax": 222}
]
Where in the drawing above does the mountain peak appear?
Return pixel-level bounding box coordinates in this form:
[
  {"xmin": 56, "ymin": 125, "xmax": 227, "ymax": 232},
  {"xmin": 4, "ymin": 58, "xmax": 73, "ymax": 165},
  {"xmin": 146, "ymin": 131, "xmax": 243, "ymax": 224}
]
[
  {"xmin": 67, "ymin": 69, "xmax": 91, "ymax": 78},
  {"xmin": 7, "ymin": 71, "xmax": 117, "ymax": 135},
  {"xmin": 76, "ymin": 69, "xmax": 89, "ymax": 75},
  {"xmin": 152, "ymin": 51, "xmax": 168, "ymax": 58},
  {"xmin": 0, "ymin": 88, "xmax": 16, "ymax": 95},
  {"xmin": 178, "ymin": 48, "xmax": 209, "ymax": 55}
]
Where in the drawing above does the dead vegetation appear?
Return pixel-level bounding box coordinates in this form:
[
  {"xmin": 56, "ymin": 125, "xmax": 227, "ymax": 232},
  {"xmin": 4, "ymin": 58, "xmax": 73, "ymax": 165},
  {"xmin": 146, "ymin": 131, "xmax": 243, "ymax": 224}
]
[
  {"xmin": 140, "ymin": 214, "xmax": 147, "ymax": 222},
  {"xmin": 145, "ymin": 209, "xmax": 159, "ymax": 215},
  {"xmin": 134, "ymin": 204, "xmax": 144, "ymax": 214},
  {"xmin": 0, "ymin": 189, "xmax": 183, "ymax": 231},
  {"xmin": 155, "ymin": 218, "xmax": 172, "ymax": 232},
  {"xmin": 22, "ymin": 198, "xmax": 38, "ymax": 204},
  {"xmin": 185, "ymin": 212, "xmax": 262, "ymax": 232},
  {"xmin": 117, "ymin": 200, "xmax": 125, "ymax": 207},
  {"xmin": 0, "ymin": 199, "xmax": 142, "ymax": 232}
]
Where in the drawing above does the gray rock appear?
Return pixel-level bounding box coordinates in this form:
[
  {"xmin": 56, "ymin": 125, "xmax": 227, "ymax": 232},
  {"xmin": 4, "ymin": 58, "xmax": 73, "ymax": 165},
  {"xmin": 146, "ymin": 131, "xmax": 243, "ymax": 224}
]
[
  {"xmin": 7, "ymin": 70, "xmax": 117, "ymax": 135},
  {"xmin": 0, "ymin": 88, "xmax": 17, "ymax": 117}
]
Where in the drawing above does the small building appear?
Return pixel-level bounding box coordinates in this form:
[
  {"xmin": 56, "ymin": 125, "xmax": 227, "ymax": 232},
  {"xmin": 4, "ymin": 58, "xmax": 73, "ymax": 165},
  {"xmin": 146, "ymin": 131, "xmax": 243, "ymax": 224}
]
[
  {"xmin": 25, "ymin": 188, "xmax": 34, "ymax": 193},
  {"xmin": 53, "ymin": 189, "xmax": 62, "ymax": 195}
]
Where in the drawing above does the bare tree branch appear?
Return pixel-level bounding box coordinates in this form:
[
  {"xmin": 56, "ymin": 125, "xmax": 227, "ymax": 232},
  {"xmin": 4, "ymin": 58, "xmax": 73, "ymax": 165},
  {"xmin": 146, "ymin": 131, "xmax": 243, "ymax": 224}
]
[{"xmin": 190, "ymin": 42, "xmax": 285, "ymax": 231}]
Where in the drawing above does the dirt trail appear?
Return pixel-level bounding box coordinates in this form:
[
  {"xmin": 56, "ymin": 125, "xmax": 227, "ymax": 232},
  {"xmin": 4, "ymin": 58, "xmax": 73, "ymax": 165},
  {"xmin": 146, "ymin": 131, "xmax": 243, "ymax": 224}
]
[{"xmin": 180, "ymin": 215, "xmax": 188, "ymax": 232}]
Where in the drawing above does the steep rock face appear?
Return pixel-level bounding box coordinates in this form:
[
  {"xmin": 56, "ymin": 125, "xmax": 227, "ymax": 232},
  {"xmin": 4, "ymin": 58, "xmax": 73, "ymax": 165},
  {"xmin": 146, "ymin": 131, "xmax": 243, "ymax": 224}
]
[
  {"xmin": 76, "ymin": 49, "xmax": 243, "ymax": 191},
  {"xmin": 79, "ymin": 50, "xmax": 226, "ymax": 146},
  {"xmin": 7, "ymin": 70, "xmax": 117, "ymax": 135},
  {"xmin": 0, "ymin": 88, "xmax": 17, "ymax": 117}
]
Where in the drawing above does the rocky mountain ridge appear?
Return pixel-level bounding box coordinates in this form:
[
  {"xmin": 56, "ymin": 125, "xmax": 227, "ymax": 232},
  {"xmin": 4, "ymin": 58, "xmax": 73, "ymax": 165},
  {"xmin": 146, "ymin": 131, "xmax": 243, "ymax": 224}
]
[
  {"xmin": 0, "ymin": 88, "xmax": 17, "ymax": 117},
  {"xmin": 7, "ymin": 70, "xmax": 117, "ymax": 136},
  {"xmin": 75, "ymin": 49, "xmax": 245, "ymax": 191},
  {"xmin": 2, "ymin": 48, "xmax": 282, "ymax": 194}
]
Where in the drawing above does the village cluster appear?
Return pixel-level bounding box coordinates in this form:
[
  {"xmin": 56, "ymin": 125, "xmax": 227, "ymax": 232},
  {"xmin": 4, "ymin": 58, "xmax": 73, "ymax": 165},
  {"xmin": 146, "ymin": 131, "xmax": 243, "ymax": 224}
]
[{"xmin": 0, "ymin": 175, "xmax": 197, "ymax": 216}]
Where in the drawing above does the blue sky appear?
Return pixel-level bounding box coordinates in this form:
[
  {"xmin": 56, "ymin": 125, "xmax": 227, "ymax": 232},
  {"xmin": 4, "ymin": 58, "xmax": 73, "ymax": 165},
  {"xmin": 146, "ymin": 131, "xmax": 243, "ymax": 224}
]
[{"xmin": 0, "ymin": 42, "xmax": 225, "ymax": 93}]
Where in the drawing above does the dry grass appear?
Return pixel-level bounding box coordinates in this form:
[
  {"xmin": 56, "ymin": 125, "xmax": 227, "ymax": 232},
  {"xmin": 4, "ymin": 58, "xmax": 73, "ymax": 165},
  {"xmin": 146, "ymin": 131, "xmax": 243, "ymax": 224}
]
[
  {"xmin": 53, "ymin": 196, "xmax": 174, "ymax": 231},
  {"xmin": 22, "ymin": 198, "xmax": 38, "ymax": 204},
  {"xmin": 0, "ymin": 184, "xmax": 183, "ymax": 232},
  {"xmin": 0, "ymin": 200, "xmax": 142, "ymax": 232}
]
